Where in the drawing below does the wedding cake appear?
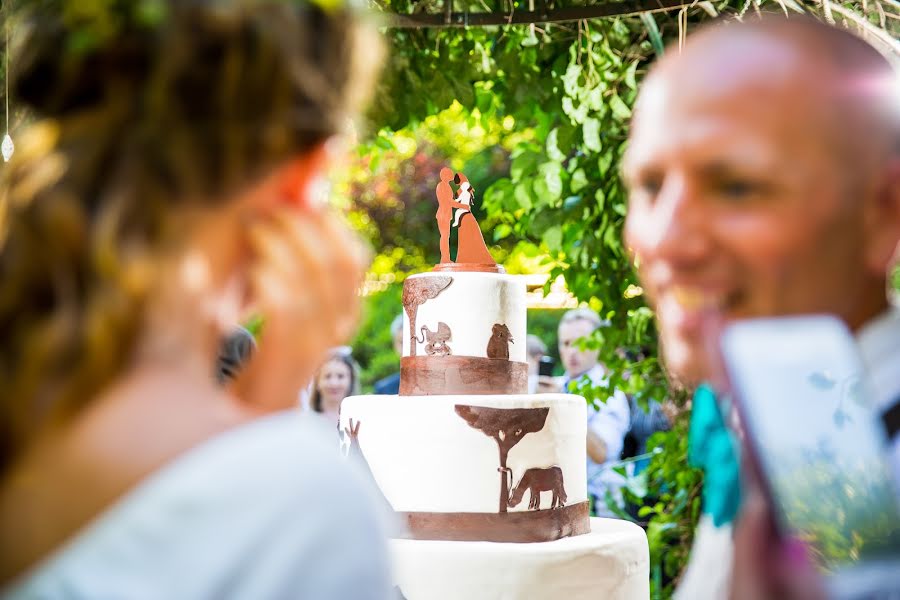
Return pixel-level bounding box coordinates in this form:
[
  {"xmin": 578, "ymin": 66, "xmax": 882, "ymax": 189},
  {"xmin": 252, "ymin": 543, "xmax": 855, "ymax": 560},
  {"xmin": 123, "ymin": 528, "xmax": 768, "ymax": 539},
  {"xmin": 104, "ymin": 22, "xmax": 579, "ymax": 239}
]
[{"xmin": 339, "ymin": 170, "xmax": 649, "ymax": 600}]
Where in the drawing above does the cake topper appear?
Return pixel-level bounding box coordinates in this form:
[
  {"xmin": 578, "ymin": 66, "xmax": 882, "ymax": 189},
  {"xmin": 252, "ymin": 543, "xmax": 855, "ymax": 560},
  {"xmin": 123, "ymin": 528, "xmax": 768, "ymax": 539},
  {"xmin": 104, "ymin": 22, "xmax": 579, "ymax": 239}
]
[
  {"xmin": 433, "ymin": 168, "xmax": 502, "ymax": 273},
  {"xmin": 508, "ymin": 466, "xmax": 567, "ymax": 510},
  {"xmin": 454, "ymin": 404, "xmax": 549, "ymax": 513}
]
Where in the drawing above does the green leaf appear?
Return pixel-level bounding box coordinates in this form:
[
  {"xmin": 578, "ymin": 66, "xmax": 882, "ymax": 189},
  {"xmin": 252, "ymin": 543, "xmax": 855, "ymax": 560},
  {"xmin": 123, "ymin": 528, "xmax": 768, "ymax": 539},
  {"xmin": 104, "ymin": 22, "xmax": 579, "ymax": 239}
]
[
  {"xmin": 610, "ymin": 94, "xmax": 632, "ymax": 120},
  {"xmin": 625, "ymin": 59, "xmax": 640, "ymax": 90},
  {"xmin": 494, "ymin": 223, "xmax": 512, "ymax": 241},
  {"xmin": 546, "ymin": 128, "xmax": 566, "ymax": 163},
  {"xmin": 514, "ymin": 183, "xmax": 534, "ymax": 211},
  {"xmin": 595, "ymin": 188, "xmax": 606, "ymax": 211},
  {"xmin": 538, "ymin": 162, "xmax": 564, "ymax": 200},
  {"xmin": 571, "ymin": 168, "xmax": 588, "ymax": 193},
  {"xmin": 561, "ymin": 63, "xmax": 582, "ymax": 97},
  {"xmin": 543, "ymin": 225, "xmax": 562, "ymax": 252},
  {"xmin": 598, "ymin": 153, "xmax": 613, "ymax": 177},
  {"xmin": 511, "ymin": 152, "xmax": 540, "ymax": 182},
  {"xmin": 640, "ymin": 13, "xmax": 666, "ymax": 58},
  {"xmin": 582, "ymin": 117, "xmax": 602, "ymax": 152}
]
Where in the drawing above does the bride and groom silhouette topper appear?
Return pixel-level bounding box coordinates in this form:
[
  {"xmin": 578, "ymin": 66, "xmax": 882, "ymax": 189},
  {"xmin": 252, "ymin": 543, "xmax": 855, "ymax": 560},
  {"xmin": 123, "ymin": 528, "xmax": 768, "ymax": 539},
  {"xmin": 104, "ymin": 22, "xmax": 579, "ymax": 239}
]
[{"xmin": 434, "ymin": 167, "xmax": 503, "ymax": 273}]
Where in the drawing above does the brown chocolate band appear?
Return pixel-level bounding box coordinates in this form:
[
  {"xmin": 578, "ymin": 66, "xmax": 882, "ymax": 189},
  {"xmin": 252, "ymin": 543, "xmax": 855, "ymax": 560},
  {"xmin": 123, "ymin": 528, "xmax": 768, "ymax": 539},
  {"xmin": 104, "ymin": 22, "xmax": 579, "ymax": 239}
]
[
  {"xmin": 400, "ymin": 355, "xmax": 528, "ymax": 395},
  {"xmin": 396, "ymin": 501, "xmax": 591, "ymax": 543},
  {"xmin": 432, "ymin": 262, "xmax": 506, "ymax": 274}
]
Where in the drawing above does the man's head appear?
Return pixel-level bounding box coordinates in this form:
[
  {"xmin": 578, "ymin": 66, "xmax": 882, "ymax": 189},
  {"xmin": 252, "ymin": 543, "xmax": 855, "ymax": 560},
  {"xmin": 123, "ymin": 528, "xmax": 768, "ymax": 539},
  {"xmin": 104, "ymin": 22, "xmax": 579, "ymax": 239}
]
[
  {"xmin": 390, "ymin": 314, "xmax": 404, "ymax": 356},
  {"xmin": 558, "ymin": 308, "xmax": 605, "ymax": 378},
  {"xmin": 623, "ymin": 16, "xmax": 900, "ymax": 386},
  {"xmin": 440, "ymin": 167, "xmax": 454, "ymax": 183}
]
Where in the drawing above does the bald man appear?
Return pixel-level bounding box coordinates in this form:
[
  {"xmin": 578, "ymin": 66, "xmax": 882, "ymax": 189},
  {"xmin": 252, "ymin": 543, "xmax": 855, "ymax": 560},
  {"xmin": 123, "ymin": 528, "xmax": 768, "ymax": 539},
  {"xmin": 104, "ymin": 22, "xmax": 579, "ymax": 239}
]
[{"xmin": 623, "ymin": 16, "xmax": 900, "ymax": 599}]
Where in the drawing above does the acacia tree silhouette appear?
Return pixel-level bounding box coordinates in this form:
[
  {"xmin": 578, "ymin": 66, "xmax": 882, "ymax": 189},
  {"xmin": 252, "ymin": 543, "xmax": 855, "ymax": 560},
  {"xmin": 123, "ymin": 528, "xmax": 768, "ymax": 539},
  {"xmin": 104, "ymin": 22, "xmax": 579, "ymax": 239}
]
[{"xmin": 455, "ymin": 404, "xmax": 549, "ymax": 512}]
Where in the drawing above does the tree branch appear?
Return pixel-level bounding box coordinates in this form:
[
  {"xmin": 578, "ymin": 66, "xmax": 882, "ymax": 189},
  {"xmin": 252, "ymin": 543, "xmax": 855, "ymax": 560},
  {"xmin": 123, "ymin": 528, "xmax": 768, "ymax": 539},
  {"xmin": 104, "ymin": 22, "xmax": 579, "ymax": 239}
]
[{"xmin": 386, "ymin": 0, "xmax": 693, "ymax": 28}]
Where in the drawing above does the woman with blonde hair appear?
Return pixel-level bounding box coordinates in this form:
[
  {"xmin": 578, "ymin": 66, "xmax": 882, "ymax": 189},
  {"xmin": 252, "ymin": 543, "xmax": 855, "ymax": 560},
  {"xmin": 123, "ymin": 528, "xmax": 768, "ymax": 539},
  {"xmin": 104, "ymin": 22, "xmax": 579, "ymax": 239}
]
[{"xmin": 0, "ymin": 1, "xmax": 389, "ymax": 597}]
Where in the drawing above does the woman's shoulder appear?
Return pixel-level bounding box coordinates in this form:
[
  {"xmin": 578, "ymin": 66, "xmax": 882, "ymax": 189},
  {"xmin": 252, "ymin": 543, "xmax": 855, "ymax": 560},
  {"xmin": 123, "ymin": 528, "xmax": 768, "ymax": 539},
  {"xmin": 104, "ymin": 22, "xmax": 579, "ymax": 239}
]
[{"xmin": 5, "ymin": 411, "xmax": 392, "ymax": 600}]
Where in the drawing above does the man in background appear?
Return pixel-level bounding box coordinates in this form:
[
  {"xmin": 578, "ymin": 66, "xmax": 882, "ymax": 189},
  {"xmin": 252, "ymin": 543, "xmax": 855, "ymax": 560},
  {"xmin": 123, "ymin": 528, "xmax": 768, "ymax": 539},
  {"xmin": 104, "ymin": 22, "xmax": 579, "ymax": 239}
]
[
  {"xmin": 374, "ymin": 315, "xmax": 404, "ymax": 395},
  {"xmin": 623, "ymin": 15, "xmax": 900, "ymax": 598},
  {"xmin": 539, "ymin": 308, "xmax": 631, "ymax": 517}
]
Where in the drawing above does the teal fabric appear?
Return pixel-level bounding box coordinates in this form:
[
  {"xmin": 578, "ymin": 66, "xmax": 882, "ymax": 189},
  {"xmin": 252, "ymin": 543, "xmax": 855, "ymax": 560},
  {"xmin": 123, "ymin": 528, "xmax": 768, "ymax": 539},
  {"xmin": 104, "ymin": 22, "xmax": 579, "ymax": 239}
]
[{"xmin": 689, "ymin": 384, "xmax": 742, "ymax": 527}]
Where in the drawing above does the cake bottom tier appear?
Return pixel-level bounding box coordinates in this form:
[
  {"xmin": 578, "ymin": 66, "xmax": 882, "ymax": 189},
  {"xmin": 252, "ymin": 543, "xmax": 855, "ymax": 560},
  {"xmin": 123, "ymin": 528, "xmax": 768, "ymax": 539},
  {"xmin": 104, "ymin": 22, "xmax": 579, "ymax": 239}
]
[{"xmin": 391, "ymin": 517, "xmax": 649, "ymax": 600}]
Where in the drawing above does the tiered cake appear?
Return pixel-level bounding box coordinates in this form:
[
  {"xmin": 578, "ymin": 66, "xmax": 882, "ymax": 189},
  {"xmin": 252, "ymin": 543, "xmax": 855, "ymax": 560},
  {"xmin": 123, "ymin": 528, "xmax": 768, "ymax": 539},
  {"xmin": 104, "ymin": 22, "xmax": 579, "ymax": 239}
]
[{"xmin": 340, "ymin": 171, "xmax": 648, "ymax": 599}]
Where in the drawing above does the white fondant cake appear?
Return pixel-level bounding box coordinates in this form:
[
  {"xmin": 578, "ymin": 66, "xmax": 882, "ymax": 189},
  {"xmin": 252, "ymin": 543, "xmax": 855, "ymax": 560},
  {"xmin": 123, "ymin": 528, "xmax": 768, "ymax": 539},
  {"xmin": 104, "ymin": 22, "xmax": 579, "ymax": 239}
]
[
  {"xmin": 339, "ymin": 262, "xmax": 649, "ymax": 598},
  {"xmin": 391, "ymin": 518, "xmax": 650, "ymax": 600},
  {"xmin": 402, "ymin": 271, "xmax": 526, "ymax": 362},
  {"xmin": 339, "ymin": 394, "xmax": 587, "ymax": 514}
]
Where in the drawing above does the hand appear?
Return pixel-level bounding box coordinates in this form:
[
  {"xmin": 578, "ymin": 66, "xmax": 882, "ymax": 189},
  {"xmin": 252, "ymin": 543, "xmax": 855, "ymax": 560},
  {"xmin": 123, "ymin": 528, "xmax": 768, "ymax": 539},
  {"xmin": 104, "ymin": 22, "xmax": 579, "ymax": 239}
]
[
  {"xmin": 235, "ymin": 208, "xmax": 370, "ymax": 411},
  {"xmin": 536, "ymin": 375, "xmax": 562, "ymax": 394},
  {"xmin": 730, "ymin": 467, "xmax": 826, "ymax": 600},
  {"xmin": 344, "ymin": 418, "xmax": 361, "ymax": 441},
  {"xmin": 660, "ymin": 399, "xmax": 681, "ymax": 425}
]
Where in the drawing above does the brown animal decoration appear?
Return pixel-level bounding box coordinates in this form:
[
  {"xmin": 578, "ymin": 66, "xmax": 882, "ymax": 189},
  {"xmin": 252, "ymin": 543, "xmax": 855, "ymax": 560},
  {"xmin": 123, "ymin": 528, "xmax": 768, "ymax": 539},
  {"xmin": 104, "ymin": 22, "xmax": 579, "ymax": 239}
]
[
  {"xmin": 415, "ymin": 322, "xmax": 452, "ymax": 356},
  {"xmin": 455, "ymin": 405, "xmax": 549, "ymax": 513},
  {"xmin": 508, "ymin": 466, "xmax": 567, "ymax": 510},
  {"xmin": 486, "ymin": 323, "xmax": 514, "ymax": 360},
  {"xmin": 402, "ymin": 276, "xmax": 452, "ymax": 357}
]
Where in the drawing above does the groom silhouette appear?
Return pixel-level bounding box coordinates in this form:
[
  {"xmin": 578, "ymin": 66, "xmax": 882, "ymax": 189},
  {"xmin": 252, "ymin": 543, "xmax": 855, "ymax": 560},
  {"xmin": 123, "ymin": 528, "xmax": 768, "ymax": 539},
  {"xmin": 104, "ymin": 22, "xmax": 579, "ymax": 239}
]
[{"xmin": 435, "ymin": 167, "xmax": 468, "ymax": 264}]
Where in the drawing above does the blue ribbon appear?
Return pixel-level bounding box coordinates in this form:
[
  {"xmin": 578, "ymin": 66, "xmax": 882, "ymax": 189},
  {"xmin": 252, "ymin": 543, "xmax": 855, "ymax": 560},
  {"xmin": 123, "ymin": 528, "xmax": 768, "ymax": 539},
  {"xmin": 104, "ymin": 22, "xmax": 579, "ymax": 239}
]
[{"xmin": 689, "ymin": 384, "xmax": 742, "ymax": 527}]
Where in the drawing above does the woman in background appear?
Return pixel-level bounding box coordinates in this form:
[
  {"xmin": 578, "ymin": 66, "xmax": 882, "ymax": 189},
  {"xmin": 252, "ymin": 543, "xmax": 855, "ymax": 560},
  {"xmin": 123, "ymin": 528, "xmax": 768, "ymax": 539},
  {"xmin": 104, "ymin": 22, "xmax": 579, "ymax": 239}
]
[
  {"xmin": 311, "ymin": 350, "xmax": 362, "ymax": 425},
  {"xmin": 0, "ymin": 1, "xmax": 390, "ymax": 598}
]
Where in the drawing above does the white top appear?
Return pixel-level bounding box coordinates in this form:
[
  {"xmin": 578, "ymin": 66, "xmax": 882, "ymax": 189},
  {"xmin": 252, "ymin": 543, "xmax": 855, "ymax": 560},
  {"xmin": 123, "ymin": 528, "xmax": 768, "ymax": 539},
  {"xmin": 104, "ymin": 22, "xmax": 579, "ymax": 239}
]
[{"xmin": 3, "ymin": 411, "xmax": 394, "ymax": 600}]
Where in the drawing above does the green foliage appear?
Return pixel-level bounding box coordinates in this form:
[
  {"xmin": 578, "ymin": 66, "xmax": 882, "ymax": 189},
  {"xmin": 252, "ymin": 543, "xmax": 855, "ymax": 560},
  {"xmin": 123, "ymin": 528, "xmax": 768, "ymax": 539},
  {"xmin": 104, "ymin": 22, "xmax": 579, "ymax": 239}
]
[
  {"xmin": 352, "ymin": 283, "xmax": 404, "ymax": 391},
  {"xmin": 526, "ymin": 309, "xmax": 565, "ymax": 374},
  {"xmin": 629, "ymin": 421, "xmax": 704, "ymax": 597}
]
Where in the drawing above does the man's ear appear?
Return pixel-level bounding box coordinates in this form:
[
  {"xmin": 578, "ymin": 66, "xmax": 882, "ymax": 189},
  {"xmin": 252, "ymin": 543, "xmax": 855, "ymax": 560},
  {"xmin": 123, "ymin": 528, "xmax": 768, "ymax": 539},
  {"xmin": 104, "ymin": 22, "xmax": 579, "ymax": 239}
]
[{"xmin": 865, "ymin": 157, "xmax": 900, "ymax": 277}]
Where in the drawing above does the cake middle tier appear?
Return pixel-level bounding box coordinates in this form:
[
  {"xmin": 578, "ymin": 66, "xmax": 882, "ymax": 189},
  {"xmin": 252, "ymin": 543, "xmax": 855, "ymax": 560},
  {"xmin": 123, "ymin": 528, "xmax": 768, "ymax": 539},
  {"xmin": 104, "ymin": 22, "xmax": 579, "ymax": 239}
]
[{"xmin": 339, "ymin": 393, "xmax": 590, "ymax": 543}]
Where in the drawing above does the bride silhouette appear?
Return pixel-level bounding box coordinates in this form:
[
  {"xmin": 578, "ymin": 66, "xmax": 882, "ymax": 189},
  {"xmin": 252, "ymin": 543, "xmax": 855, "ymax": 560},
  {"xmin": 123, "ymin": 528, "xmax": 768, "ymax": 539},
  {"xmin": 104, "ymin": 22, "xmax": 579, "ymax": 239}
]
[{"xmin": 450, "ymin": 173, "xmax": 496, "ymax": 267}]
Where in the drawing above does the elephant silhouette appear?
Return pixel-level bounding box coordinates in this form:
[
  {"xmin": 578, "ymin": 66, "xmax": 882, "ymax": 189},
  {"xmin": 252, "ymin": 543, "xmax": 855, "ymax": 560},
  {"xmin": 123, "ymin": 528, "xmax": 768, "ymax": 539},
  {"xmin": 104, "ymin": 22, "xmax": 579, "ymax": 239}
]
[{"xmin": 508, "ymin": 466, "xmax": 567, "ymax": 510}]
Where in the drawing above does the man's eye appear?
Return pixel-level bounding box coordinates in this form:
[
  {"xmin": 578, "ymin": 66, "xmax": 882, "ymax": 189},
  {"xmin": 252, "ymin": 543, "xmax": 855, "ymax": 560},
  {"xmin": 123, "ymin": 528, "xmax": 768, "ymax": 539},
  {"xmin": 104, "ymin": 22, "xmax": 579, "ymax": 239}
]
[{"xmin": 719, "ymin": 179, "xmax": 759, "ymax": 200}]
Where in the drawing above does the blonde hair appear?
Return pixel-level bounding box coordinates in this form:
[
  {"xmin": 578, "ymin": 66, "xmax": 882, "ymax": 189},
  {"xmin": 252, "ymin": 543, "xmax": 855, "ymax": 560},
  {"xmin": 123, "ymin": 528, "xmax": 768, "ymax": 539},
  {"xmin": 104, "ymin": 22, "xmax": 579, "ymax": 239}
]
[{"xmin": 0, "ymin": 0, "xmax": 382, "ymax": 472}]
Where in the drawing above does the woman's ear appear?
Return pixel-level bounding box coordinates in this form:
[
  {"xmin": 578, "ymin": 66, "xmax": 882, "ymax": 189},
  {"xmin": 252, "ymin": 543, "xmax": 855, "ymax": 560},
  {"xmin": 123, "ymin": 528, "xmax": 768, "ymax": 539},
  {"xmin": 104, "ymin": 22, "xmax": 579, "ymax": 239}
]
[
  {"xmin": 276, "ymin": 143, "xmax": 331, "ymax": 210},
  {"xmin": 239, "ymin": 141, "xmax": 332, "ymax": 216}
]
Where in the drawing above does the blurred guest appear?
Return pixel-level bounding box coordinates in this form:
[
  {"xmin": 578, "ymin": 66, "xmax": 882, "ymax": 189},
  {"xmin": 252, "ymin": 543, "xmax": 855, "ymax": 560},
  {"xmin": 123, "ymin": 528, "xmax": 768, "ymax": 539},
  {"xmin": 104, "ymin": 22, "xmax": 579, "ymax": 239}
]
[
  {"xmin": 373, "ymin": 315, "xmax": 404, "ymax": 395},
  {"xmin": 526, "ymin": 333, "xmax": 548, "ymax": 393},
  {"xmin": 624, "ymin": 14, "xmax": 900, "ymax": 599},
  {"xmin": 539, "ymin": 308, "xmax": 631, "ymax": 518},
  {"xmin": 311, "ymin": 349, "xmax": 362, "ymax": 425},
  {"xmin": 0, "ymin": 1, "xmax": 392, "ymax": 598}
]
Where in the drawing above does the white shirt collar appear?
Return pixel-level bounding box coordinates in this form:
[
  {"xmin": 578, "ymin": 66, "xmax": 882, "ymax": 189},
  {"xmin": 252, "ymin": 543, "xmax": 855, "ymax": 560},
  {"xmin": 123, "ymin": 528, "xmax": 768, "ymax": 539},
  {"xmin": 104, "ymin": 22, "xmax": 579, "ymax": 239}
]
[{"xmin": 857, "ymin": 306, "xmax": 900, "ymax": 412}]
